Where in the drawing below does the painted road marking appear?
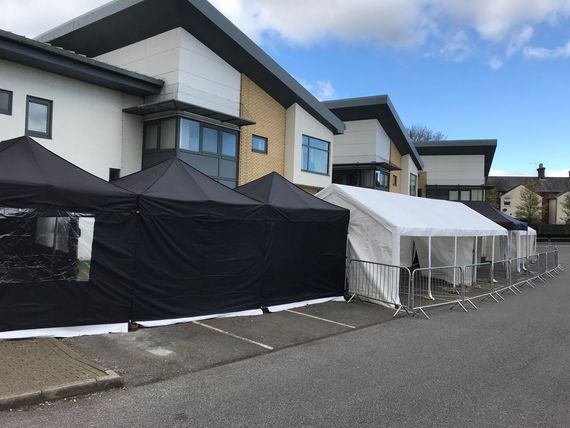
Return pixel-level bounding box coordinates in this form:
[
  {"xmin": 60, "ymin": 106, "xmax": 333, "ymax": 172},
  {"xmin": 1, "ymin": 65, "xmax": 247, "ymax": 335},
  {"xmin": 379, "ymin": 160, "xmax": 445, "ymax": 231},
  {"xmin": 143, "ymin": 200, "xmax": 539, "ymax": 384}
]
[
  {"xmin": 192, "ymin": 321, "xmax": 274, "ymax": 351},
  {"xmin": 285, "ymin": 310, "xmax": 356, "ymax": 329}
]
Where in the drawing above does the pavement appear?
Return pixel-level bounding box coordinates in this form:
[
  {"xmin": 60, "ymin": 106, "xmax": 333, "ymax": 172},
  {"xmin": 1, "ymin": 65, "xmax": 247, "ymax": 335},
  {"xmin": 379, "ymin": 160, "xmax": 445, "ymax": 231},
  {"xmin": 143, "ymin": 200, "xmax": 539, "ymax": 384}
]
[
  {"xmin": 0, "ymin": 248, "xmax": 567, "ymax": 427},
  {"xmin": 0, "ymin": 338, "xmax": 122, "ymax": 411}
]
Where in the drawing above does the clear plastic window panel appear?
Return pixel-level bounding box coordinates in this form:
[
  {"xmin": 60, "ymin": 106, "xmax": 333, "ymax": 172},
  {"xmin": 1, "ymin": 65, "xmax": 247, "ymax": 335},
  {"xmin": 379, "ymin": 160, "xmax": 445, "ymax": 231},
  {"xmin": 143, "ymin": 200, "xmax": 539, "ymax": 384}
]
[{"xmin": 0, "ymin": 208, "xmax": 95, "ymax": 284}]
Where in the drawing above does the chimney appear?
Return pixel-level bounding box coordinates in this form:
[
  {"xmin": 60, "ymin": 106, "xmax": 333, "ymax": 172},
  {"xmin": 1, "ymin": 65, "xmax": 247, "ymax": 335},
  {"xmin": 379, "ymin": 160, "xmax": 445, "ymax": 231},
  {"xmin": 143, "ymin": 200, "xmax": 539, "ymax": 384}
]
[{"xmin": 537, "ymin": 163, "xmax": 545, "ymax": 179}]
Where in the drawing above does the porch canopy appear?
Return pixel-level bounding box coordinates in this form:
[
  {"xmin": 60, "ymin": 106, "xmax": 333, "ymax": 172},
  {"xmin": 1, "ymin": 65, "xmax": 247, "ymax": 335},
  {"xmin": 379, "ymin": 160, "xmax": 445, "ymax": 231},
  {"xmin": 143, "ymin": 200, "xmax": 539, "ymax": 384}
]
[
  {"xmin": 114, "ymin": 158, "xmax": 269, "ymax": 324},
  {"xmin": 0, "ymin": 136, "xmax": 136, "ymax": 337},
  {"xmin": 236, "ymin": 172, "xmax": 349, "ymax": 308},
  {"xmin": 316, "ymin": 185, "xmax": 507, "ymax": 304}
]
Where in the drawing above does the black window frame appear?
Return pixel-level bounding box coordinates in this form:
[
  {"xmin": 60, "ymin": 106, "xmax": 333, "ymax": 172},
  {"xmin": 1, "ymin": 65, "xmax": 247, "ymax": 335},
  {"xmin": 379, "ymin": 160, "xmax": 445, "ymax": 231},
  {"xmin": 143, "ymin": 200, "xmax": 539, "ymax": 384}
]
[
  {"xmin": 25, "ymin": 95, "xmax": 53, "ymax": 139},
  {"xmin": 392, "ymin": 174, "xmax": 398, "ymax": 186},
  {"xmin": 409, "ymin": 173, "xmax": 418, "ymax": 196},
  {"xmin": 143, "ymin": 118, "xmax": 178, "ymax": 153},
  {"xmin": 252, "ymin": 134, "xmax": 268, "ymax": 154},
  {"xmin": 301, "ymin": 134, "xmax": 330, "ymax": 176},
  {"xmin": 0, "ymin": 89, "xmax": 12, "ymax": 115}
]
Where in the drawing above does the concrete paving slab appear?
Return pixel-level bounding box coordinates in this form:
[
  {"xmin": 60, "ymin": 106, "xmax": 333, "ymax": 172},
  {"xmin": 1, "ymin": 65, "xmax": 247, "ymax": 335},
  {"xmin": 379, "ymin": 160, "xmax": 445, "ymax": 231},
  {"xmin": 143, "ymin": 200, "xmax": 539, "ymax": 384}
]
[
  {"xmin": 203, "ymin": 310, "xmax": 349, "ymax": 349},
  {"xmin": 0, "ymin": 338, "xmax": 121, "ymax": 411},
  {"xmin": 63, "ymin": 321, "xmax": 265, "ymax": 387}
]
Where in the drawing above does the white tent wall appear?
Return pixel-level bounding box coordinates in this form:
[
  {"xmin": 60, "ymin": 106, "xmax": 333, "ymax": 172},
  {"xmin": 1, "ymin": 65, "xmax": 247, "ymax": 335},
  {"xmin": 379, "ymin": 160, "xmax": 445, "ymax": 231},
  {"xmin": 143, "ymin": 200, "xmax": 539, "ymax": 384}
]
[
  {"xmin": 316, "ymin": 185, "xmax": 507, "ymax": 307},
  {"xmin": 415, "ymin": 236, "xmax": 475, "ymax": 283}
]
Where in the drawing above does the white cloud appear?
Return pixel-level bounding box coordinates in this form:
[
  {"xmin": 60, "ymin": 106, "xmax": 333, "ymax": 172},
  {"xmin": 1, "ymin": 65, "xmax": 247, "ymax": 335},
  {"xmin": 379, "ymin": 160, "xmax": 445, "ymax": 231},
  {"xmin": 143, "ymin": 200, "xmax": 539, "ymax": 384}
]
[
  {"xmin": 439, "ymin": 30, "xmax": 472, "ymax": 62},
  {"xmin": 297, "ymin": 77, "xmax": 338, "ymax": 101},
  {"xmin": 546, "ymin": 168, "xmax": 570, "ymax": 177},
  {"xmin": 488, "ymin": 56, "xmax": 504, "ymax": 69},
  {"xmin": 523, "ymin": 40, "xmax": 570, "ymax": 59},
  {"xmin": 490, "ymin": 169, "xmax": 532, "ymax": 176},
  {"xmin": 0, "ymin": 0, "xmax": 110, "ymax": 37},
  {"xmin": 506, "ymin": 25, "xmax": 534, "ymax": 56}
]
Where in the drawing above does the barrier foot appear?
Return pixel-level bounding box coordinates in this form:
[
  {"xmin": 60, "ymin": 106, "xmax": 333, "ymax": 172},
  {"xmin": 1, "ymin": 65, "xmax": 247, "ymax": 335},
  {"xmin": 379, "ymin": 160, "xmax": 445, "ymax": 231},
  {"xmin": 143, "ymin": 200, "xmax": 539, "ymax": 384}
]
[
  {"xmin": 489, "ymin": 293, "xmax": 500, "ymax": 303},
  {"xmin": 347, "ymin": 293, "xmax": 357, "ymax": 303},
  {"xmin": 394, "ymin": 306, "xmax": 412, "ymax": 318},
  {"xmin": 418, "ymin": 308, "xmax": 430, "ymax": 320},
  {"xmin": 457, "ymin": 302, "xmax": 468, "ymax": 313},
  {"xmin": 466, "ymin": 299, "xmax": 479, "ymax": 310},
  {"xmin": 494, "ymin": 292, "xmax": 506, "ymax": 301}
]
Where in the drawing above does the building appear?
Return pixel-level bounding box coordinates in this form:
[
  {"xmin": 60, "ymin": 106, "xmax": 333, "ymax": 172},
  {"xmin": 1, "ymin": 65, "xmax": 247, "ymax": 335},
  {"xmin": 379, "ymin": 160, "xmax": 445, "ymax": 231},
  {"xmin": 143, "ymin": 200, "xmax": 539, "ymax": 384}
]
[
  {"xmin": 488, "ymin": 164, "xmax": 570, "ymax": 224},
  {"xmin": 324, "ymin": 96, "xmax": 425, "ymax": 196},
  {"xmin": 1, "ymin": 0, "xmax": 345, "ymax": 193},
  {"xmin": 551, "ymin": 190, "xmax": 570, "ymax": 224},
  {"xmin": 415, "ymin": 139, "xmax": 497, "ymax": 201}
]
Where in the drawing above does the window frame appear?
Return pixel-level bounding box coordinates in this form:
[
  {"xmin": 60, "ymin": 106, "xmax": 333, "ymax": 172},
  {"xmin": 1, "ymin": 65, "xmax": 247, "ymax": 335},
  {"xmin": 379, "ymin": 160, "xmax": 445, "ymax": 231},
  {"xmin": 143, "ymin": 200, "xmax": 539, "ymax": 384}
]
[
  {"xmin": 392, "ymin": 174, "xmax": 398, "ymax": 187},
  {"xmin": 252, "ymin": 134, "xmax": 268, "ymax": 154},
  {"xmin": 25, "ymin": 96, "xmax": 53, "ymax": 139},
  {"xmin": 0, "ymin": 89, "xmax": 13, "ymax": 115},
  {"xmin": 409, "ymin": 173, "xmax": 418, "ymax": 196},
  {"xmin": 301, "ymin": 134, "xmax": 330, "ymax": 176}
]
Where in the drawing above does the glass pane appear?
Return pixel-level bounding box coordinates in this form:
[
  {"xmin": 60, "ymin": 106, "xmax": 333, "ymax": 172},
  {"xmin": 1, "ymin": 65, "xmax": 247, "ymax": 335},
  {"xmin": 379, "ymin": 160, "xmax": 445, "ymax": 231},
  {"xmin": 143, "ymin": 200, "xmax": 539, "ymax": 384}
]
[
  {"xmin": 308, "ymin": 137, "xmax": 328, "ymax": 151},
  {"xmin": 472, "ymin": 189, "xmax": 483, "ymax": 201},
  {"xmin": 0, "ymin": 91, "xmax": 9, "ymax": 111},
  {"xmin": 302, "ymin": 145, "xmax": 309, "ymax": 170},
  {"xmin": 449, "ymin": 190, "xmax": 459, "ymax": 201},
  {"xmin": 145, "ymin": 124, "xmax": 158, "ymax": 150},
  {"xmin": 203, "ymin": 127, "xmax": 218, "ymax": 154},
  {"xmin": 460, "ymin": 190, "xmax": 471, "ymax": 201},
  {"xmin": 252, "ymin": 135, "xmax": 267, "ymax": 152},
  {"xmin": 160, "ymin": 118, "xmax": 176, "ymax": 150},
  {"xmin": 28, "ymin": 101, "xmax": 48, "ymax": 133},
  {"xmin": 308, "ymin": 148, "xmax": 328, "ymax": 174},
  {"xmin": 222, "ymin": 132, "xmax": 237, "ymax": 157},
  {"xmin": 179, "ymin": 118, "xmax": 200, "ymax": 152}
]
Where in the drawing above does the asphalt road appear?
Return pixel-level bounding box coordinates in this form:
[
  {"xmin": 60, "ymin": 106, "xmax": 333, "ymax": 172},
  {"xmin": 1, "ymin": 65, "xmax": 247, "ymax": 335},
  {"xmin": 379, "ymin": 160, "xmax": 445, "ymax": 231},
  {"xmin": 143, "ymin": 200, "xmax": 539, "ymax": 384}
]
[{"xmin": 2, "ymin": 248, "xmax": 569, "ymax": 427}]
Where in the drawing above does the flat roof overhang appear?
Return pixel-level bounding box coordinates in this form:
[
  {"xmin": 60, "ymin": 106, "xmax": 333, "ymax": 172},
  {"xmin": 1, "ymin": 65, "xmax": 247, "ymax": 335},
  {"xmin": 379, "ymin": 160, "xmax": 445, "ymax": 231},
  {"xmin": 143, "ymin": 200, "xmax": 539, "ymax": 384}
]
[
  {"xmin": 333, "ymin": 161, "xmax": 402, "ymax": 172},
  {"xmin": 124, "ymin": 99, "xmax": 256, "ymax": 127},
  {"xmin": 0, "ymin": 29, "xmax": 163, "ymax": 97}
]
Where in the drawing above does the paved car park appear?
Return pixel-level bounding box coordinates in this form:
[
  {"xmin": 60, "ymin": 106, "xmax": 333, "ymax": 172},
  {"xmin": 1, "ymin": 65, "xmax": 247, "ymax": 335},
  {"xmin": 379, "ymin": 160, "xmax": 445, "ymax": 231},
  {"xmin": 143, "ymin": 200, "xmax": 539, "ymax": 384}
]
[{"xmin": 62, "ymin": 300, "xmax": 396, "ymax": 388}]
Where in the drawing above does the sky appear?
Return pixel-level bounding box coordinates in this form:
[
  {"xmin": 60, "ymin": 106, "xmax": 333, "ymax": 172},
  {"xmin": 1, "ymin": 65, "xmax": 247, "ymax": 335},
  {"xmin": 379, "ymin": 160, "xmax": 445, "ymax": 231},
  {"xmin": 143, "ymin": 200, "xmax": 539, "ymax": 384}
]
[{"xmin": 1, "ymin": 0, "xmax": 569, "ymax": 177}]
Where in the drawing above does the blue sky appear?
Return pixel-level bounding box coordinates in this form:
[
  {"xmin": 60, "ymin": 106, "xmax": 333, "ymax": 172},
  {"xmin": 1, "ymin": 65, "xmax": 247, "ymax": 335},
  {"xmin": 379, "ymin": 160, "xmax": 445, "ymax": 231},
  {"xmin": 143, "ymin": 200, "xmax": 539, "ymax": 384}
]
[{"xmin": 1, "ymin": 0, "xmax": 569, "ymax": 176}]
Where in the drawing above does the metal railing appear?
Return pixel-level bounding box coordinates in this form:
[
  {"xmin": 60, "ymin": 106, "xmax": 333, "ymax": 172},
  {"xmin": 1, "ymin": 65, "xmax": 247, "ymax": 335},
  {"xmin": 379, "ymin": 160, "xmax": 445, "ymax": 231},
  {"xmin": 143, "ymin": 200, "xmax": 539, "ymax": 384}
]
[{"xmin": 346, "ymin": 248, "xmax": 561, "ymax": 320}]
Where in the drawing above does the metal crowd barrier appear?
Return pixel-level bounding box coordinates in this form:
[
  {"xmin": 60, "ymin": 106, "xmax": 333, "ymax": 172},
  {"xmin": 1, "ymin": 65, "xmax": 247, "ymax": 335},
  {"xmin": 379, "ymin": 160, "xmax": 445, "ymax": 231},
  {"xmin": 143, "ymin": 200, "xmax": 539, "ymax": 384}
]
[{"xmin": 346, "ymin": 248, "xmax": 562, "ymax": 320}]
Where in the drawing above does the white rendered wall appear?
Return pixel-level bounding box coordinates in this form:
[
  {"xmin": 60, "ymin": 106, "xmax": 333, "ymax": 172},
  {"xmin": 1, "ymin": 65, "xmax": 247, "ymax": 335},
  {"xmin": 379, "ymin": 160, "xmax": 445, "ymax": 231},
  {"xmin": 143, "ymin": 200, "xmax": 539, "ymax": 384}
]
[
  {"xmin": 400, "ymin": 154, "xmax": 419, "ymax": 196},
  {"xmin": 0, "ymin": 59, "xmax": 142, "ymax": 179},
  {"xmin": 556, "ymin": 191, "xmax": 570, "ymax": 224},
  {"xmin": 500, "ymin": 185, "xmax": 542, "ymax": 218},
  {"xmin": 422, "ymin": 154, "xmax": 485, "ymax": 185},
  {"xmin": 96, "ymin": 28, "xmax": 241, "ymax": 116},
  {"xmin": 332, "ymin": 119, "xmax": 390, "ymax": 164},
  {"xmin": 285, "ymin": 103, "xmax": 334, "ymax": 189}
]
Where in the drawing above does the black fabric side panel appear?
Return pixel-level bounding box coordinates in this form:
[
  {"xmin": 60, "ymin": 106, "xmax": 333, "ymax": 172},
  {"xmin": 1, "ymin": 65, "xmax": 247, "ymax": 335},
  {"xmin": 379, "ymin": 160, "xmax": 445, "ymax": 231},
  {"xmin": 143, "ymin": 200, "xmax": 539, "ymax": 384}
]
[
  {"xmin": 130, "ymin": 215, "xmax": 266, "ymax": 321},
  {"xmin": 261, "ymin": 219, "xmax": 348, "ymax": 307}
]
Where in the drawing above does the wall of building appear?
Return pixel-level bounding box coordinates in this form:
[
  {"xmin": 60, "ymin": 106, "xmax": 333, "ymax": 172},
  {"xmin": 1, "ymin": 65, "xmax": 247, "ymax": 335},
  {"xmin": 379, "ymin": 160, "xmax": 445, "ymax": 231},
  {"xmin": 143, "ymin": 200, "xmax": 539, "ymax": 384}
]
[
  {"xmin": 0, "ymin": 59, "xmax": 142, "ymax": 179},
  {"xmin": 238, "ymin": 75, "xmax": 286, "ymax": 185},
  {"xmin": 400, "ymin": 154, "xmax": 419, "ymax": 196},
  {"xmin": 418, "ymin": 171, "xmax": 428, "ymax": 197},
  {"xmin": 284, "ymin": 103, "xmax": 334, "ymax": 191},
  {"xmin": 332, "ymin": 119, "xmax": 390, "ymax": 164},
  {"xmin": 556, "ymin": 192, "xmax": 570, "ymax": 224},
  {"xmin": 500, "ymin": 185, "xmax": 542, "ymax": 218},
  {"xmin": 422, "ymin": 154, "xmax": 485, "ymax": 186},
  {"xmin": 96, "ymin": 28, "xmax": 241, "ymax": 116},
  {"xmin": 389, "ymin": 141, "xmax": 402, "ymax": 193}
]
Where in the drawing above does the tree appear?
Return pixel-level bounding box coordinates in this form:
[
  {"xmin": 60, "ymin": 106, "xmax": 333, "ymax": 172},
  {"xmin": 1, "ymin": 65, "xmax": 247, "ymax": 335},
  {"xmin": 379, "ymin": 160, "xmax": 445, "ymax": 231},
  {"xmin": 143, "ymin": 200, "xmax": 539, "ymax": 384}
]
[
  {"xmin": 515, "ymin": 181, "xmax": 542, "ymax": 225},
  {"xmin": 485, "ymin": 187, "xmax": 499, "ymax": 208},
  {"xmin": 407, "ymin": 124, "xmax": 446, "ymax": 143},
  {"xmin": 561, "ymin": 193, "xmax": 570, "ymax": 223}
]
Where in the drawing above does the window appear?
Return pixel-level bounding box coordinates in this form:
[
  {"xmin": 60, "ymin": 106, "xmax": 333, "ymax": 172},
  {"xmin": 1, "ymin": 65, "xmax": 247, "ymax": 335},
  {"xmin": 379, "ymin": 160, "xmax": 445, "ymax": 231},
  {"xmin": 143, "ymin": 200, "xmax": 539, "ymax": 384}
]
[
  {"xmin": 471, "ymin": 189, "xmax": 484, "ymax": 201},
  {"xmin": 0, "ymin": 89, "xmax": 12, "ymax": 115},
  {"xmin": 460, "ymin": 190, "xmax": 471, "ymax": 201},
  {"xmin": 144, "ymin": 123, "xmax": 159, "ymax": 150},
  {"xmin": 375, "ymin": 171, "xmax": 389, "ymax": 189},
  {"xmin": 504, "ymin": 198, "xmax": 511, "ymax": 207},
  {"xmin": 392, "ymin": 175, "xmax": 398, "ymax": 186},
  {"xmin": 252, "ymin": 135, "xmax": 268, "ymax": 154},
  {"xmin": 109, "ymin": 169, "xmax": 121, "ymax": 182},
  {"xmin": 179, "ymin": 118, "xmax": 200, "ymax": 152},
  {"xmin": 160, "ymin": 118, "xmax": 176, "ymax": 150},
  {"xmin": 222, "ymin": 132, "xmax": 237, "ymax": 158},
  {"xmin": 26, "ymin": 96, "xmax": 52, "ymax": 139},
  {"xmin": 449, "ymin": 190, "xmax": 459, "ymax": 201},
  {"xmin": 202, "ymin": 127, "xmax": 219, "ymax": 154},
  {"xmin": 410, "ymin": 174, "xmax": 418, "ymax": 196},
  {"xmin": 301, "ymin": 135, "xmax": 330, "ymax": 175}
]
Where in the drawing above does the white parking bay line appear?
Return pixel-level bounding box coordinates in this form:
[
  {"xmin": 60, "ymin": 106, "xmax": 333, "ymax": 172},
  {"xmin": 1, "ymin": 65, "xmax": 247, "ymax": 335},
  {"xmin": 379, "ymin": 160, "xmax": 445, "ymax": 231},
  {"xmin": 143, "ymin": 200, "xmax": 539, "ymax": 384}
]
[
  {"xmin": 192, "ymin": 321, "xmax": 274, "ymax": 351},
  {"xmin": 285, "ymin": 310, "xmax": 356, "ymax": 329}
]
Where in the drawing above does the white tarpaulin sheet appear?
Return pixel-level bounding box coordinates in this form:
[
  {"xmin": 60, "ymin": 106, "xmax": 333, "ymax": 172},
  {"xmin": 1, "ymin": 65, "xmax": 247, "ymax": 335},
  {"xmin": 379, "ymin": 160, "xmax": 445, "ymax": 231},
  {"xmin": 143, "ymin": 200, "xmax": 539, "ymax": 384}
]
[{"xmin": 317, "ymin": 185, "xmax": 507, "ymax": 305}]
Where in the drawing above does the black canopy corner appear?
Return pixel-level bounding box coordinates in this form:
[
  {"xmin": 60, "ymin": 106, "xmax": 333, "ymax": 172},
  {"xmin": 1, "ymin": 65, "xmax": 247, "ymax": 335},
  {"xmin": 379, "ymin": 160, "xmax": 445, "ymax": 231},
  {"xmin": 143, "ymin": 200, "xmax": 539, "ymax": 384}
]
[
  {"xmin": 237, "ymin": 172, "xmax": 349, "ymax": 307},
  {"xmin": 462, "ymin": 201, "xmax": 528, "ymax": 231}
]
